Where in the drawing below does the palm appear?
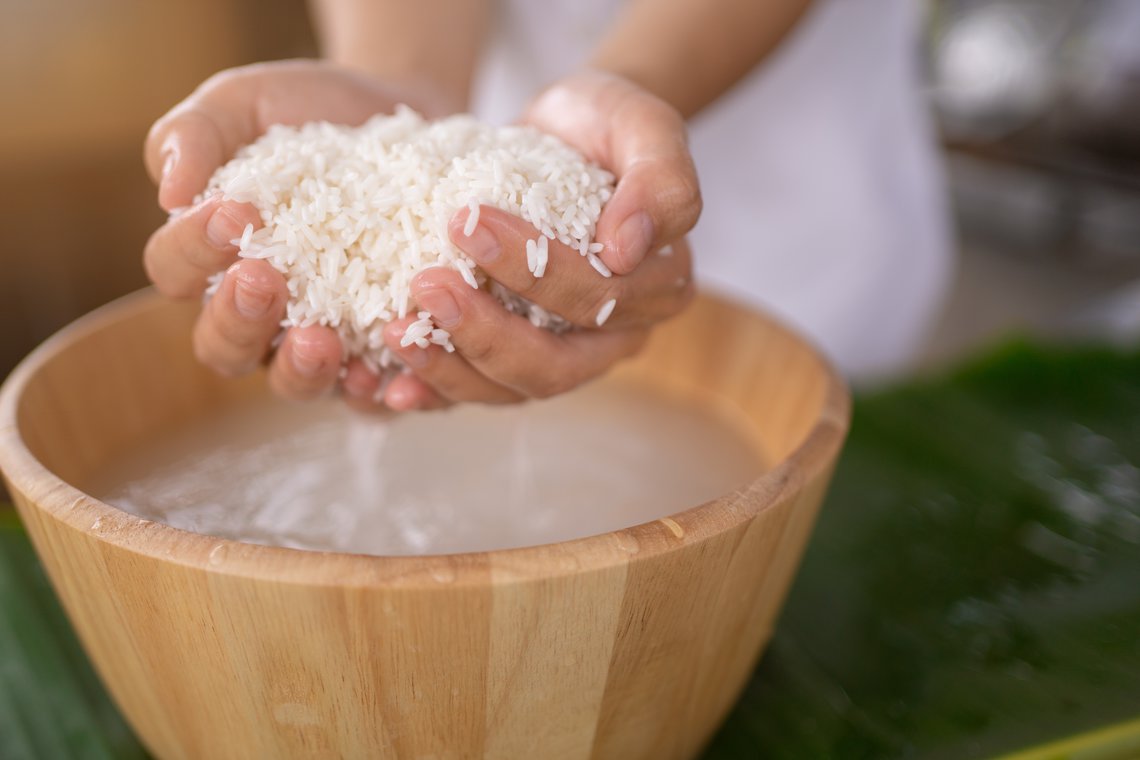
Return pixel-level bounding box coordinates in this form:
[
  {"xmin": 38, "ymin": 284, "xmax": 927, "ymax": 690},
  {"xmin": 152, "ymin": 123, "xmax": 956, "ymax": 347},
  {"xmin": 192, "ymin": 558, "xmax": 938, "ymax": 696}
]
[{"xmin": 146, "ymin": 61, "xmax": 442, "ymax": 212}]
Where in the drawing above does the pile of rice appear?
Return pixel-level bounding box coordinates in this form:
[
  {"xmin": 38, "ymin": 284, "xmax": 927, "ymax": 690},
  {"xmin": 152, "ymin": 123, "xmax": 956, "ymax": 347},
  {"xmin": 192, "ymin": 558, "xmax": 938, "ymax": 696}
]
[{"xmin": 200, "ymin": 106, "xmax": 616, "ymax": 372}]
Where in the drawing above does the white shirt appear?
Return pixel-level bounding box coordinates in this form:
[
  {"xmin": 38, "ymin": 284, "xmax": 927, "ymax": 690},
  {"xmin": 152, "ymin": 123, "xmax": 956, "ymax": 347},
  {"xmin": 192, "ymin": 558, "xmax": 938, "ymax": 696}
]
[{"xmin": 472, "ymin": 0, "xmax": 952, "ymax": 379}]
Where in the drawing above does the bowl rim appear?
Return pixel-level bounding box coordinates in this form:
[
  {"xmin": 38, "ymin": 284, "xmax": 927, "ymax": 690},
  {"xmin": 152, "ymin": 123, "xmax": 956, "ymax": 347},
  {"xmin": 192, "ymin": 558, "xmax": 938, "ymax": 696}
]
[{"xmin": 0, "ymin": 288, "xmax": 850, "ymax": 589}]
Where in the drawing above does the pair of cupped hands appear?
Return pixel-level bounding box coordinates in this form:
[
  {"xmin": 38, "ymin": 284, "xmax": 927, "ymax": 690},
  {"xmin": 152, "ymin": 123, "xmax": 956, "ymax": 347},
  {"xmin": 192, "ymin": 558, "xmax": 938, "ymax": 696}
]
[{"xmin": 145, "ymin": 61, "xmax": 700, "ymax": 411}]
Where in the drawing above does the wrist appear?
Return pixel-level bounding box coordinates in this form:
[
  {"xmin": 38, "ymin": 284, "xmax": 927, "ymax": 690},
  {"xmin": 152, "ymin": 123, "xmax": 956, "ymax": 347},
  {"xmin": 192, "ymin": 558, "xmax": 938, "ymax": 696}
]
[{"xmin": 323, "ymin": 59, "xmax": 464, "ymax": 118}]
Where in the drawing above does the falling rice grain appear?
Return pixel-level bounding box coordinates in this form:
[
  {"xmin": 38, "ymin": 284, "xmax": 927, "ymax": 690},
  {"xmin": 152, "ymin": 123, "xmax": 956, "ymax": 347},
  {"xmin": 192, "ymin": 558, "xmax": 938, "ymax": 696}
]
[{"xmin": 595, "ymin": 298, "xmax": 617, "ymax": 327}]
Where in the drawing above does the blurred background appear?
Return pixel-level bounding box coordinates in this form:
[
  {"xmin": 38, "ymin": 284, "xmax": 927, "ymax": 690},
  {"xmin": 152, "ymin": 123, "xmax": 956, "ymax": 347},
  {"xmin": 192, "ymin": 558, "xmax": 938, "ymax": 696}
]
[
  {"xmin": 1, "ymin": 0, "xmax": 1138, "ymax": 381},
  {"xmin": 0, "ymin": 0, "xmax": 315, "ymax": 377},
  {"xmin": 1, "ymin": 3, "xmax": 1137, "ymax": 757},
  {"xmin": 924, "ymin": 0, "xmax": 1140, "ymax": 361}
]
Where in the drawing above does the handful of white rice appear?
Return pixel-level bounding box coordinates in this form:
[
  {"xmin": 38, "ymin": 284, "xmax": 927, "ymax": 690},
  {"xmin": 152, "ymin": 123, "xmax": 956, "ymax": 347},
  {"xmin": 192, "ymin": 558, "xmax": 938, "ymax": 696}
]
[{"xmin": 201, "ymin": 106, "xmax": 616, "ymax": 372}]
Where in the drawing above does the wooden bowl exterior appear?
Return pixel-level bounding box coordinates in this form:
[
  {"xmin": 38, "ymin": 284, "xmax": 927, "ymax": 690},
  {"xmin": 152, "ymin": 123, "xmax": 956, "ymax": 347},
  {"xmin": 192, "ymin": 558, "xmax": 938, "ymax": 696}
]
[{"xmin": 0, "ymin": 290, "xmax": 848, "ymax": 760}]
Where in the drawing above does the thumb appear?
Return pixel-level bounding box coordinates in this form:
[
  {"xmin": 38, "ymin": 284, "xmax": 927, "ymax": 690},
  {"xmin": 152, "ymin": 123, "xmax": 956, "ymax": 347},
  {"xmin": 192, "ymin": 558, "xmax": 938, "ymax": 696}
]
[{"xmin": 524, "ymin": 71, "xmax": 701, "ymax": 275}]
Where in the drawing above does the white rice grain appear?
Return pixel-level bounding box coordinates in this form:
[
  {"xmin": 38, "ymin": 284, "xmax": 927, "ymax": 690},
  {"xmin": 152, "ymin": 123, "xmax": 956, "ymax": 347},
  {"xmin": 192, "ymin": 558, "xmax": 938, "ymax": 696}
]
[
  {"xmin": 587, "ymin": 253, "xmax": 612, "ymax": 278},
  {"xmin": 533, "ymin": 236, "xmax": 549, "ymax": 278},
  {"xmin": 526, "ymin": 238, "xmax": 538, "ymax": 275},
  {"xmin": 455, "ymin": 259, "xmax": 479, "ymax": 290},
  {"xmin": 199, "ymin": 106, "xmax": 616, "ymax": 373},
  {"xmin": 595, "ymin": 298, "xmax": 617, "ymax": 327},
  {"xmin": 463, "ymin": 199, "xmax": 480, "ymax": 237}
]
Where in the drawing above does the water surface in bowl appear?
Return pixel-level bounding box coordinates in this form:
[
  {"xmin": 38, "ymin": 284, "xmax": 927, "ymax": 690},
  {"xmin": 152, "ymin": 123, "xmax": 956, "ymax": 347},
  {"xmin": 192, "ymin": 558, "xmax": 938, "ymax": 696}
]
[{"xmin": 92, "ymin": 380, "xmax": 763, "ymax": 555}]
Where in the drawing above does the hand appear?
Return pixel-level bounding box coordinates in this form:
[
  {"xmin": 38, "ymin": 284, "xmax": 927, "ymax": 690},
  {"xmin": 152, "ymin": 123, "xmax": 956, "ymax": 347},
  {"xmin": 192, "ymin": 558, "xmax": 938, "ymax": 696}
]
[
  {"xmin": 143, "ymin": 60, "xmax": 449, "ymax": 402},
  {"xmin": 351, "ymin": 70, "xmax": 700, "ymax": 411}
]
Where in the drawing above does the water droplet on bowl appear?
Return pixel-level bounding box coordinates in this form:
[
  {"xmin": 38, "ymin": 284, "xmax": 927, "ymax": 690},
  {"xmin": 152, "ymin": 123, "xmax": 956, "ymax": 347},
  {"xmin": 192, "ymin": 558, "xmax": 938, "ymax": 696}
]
[
  {"xmin": 208, "ymin": 544, "xmax": 228, "ymax": 566},
  {"xmin": 613, "ymin": 531, "xmax": 641, "ymax": 556},
  {"xmin": 430, "ymin": 563, "xmax": 456, "ymax": 584}
]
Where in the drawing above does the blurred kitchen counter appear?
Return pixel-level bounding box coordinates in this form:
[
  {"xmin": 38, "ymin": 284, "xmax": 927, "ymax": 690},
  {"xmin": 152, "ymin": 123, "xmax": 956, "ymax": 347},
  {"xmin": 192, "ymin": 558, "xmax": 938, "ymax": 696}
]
[{"xmin": 0, "ymin": 0, "xmax": 315, "ymax": 380}]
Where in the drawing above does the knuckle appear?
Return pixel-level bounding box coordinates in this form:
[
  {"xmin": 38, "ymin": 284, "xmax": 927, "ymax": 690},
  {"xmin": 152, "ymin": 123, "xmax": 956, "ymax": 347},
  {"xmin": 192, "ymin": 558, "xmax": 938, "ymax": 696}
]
[
  {"xmin": 669, "ymin": 169, "xmax": 702, "ymax": 232},
  {"xmin": 191, "ymin": 327, "xmax": 238, "ymax": 377},
  {"xmin": 485, "ymin": 391, "xmax": 524, "ymax": 406},
  {"xmin": 152, "ymin": 279, "xmax": 187, "ymax": 300},
  {"xmin": 144, "ymin": 117, "xmax": 165, "ymax": 152},
  {"xmin": 457, "ymin": 332, "xmax": 496, "ymax": 365},
  {"xmin": 523, "ymin": 370, "xmax": 561, "ymax": 400},
  {"xmin": 149, "ymin": 268, "xmax": 199, "ymax": 300},
  {"xmin": 530, "ymin": 373, "xmax": 575, "ymax": 400},
  {"xmin": 269, "ymin": 370, "xmax": 307, "ymax": 401},
  {"xmin": 197, "ymin": 66, "xmax": 245, "ymax": 96},
  {"xmin": 144, "ymin": 122, "xmax": 168, "ymax": 176},
  {"xmin": 509, "ymin": 271, "xmax": 546, "ymax": 301},
  {"xmin": 454, "ymin": 313, "xmax": 500, "ymax": 364},
  {"xmin": 286, "ymin": 377, "xmax": 326, "ymax": 399},
  {"xmin": 420, "ymin": 365, "xmax": 492, "ymax": 404},
  {"xmin": 436, "ymin": 378, "xmax": 483, "ymax": 404},
  {"xmin": 524, "ymin": 351, "xmax": 586, "ymax": 399},
  {"xmin": 214, "ymin": 313, "xmax": 264, "ymax": 353},
  {"xmin": 141, "ymin": 242, "xmax": 161, "ymax": 288},
  {"xmin": 144, "ymin": 227, "xmax": 206, "ymax": 300},
  {"xmin": 184, "ymin": 237, "xmax": 228, "ymax": 274},
  {"xmin": 196, "ymin": 310, "xmax": 263, "ymax": 377}
]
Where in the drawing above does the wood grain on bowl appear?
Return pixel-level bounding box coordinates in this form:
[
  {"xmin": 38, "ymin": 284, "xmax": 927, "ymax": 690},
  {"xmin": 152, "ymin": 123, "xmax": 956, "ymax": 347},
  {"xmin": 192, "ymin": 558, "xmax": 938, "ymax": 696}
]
[{"xmin": 0, "ymin": 290, "xmax": 848, "ymax": 760}]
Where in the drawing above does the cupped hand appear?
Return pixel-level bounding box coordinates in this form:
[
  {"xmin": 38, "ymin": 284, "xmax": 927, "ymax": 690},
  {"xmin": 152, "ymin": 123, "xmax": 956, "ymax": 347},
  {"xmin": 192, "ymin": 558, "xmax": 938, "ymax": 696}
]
[
  {"xmin": 143, "ymin": 60, "xmax": 448, "ymax": 402},
  {"xmin": 359, "ymin": 70, "xmax": 700, "ymax": 412}
]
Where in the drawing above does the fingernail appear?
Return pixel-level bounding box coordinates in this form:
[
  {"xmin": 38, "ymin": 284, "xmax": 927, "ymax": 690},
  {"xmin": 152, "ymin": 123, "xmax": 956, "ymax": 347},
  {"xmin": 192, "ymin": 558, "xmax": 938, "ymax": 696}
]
[
  {"xmin": 157, "ymin": 148, "xmax": 181, "ymax": 212},
  {"xmin": 291, "ymin": 338, "xmax": 327, "ymax": 377},
  {"xmin": 206, "ymin": 206, "xmax": 245, "ymax": 249},
  {"xmin": 162, "ymin": 148, "xmax": 177, "ymax": 182},
  {"xmin": 615, "ymin": 211, "xmax": 654, "ymax": 269},
  {"xmin": 455, "ymin": 222, "xmax": 500, "ymax": 264},
  {"xmin": 233, "ymin": 276, "xmax": 273, "ymax": 318},
  {"xmin": 385, "ymin": 384, "xmax": 419, "ymax": 411},
  {"xmin": 415, "ymin": 287, "xmax": 461, "ymax": 328}
]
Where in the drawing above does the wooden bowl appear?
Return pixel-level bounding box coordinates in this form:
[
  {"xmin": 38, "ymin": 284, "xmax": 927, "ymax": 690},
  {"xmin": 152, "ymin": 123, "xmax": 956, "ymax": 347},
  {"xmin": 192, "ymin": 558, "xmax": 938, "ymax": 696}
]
[{"xmin": 0, "ymin": 290, "xmax": 848, "ymax": 760}]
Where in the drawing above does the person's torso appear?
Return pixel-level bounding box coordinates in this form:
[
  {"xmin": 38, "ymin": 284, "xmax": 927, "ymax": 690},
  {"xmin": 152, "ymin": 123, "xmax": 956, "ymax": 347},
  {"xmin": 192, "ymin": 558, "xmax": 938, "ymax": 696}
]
[{"xmin": 471, "ymin": 0, "xmax": 953, "ymax": 379}]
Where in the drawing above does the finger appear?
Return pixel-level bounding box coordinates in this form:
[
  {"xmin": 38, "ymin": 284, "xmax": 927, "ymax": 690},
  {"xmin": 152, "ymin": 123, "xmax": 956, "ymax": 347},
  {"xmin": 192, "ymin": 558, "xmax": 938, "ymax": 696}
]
[
  {"xmin": 341, "ymin": 360, "xmax": 390, "ymax": 414},
  {"xmin": 267, "ymin": 325, "xmax": 343, "ymax": 401},
  {"xmin": 144, "ymin": 195, "xmax": 262, "ymax": 298},
  {"xmin": 596, "ymin": 234, "xmax": 697, "ymax": 326},
  {"xmin": 191, "ymin": 259, "xmax": 288, "ymax": 377},
  {"xmin": 382, "ymin": 318, "xmax": 523, "ymax": 404},
  {"xmin": 341, "ymin": 361, "xmax": 449, "ymax": 413},
  {"xmin": 524, "ymin": 71, "xmax": 701, "ymax": 274},
  {"xmin": 146, "ymin": 108, "xmax": 230, "ymax": 213},
  {"xmin": 411, "ymin": 270, "xmax": 649, "ymax": 398},
  {"xmin": 383, "ymin": 373, "xmax": 452, "ymax": 412},
  {"xmin": 145, "ymin": 61, "xmax": 413, "ymax": 211},
  {"xmin": 449, "ymin": 205, "xmax": 623, "ymax": 329},
  {"xmin": 451, "ymin": 207, "xmax": 695, "ymax": 329}
]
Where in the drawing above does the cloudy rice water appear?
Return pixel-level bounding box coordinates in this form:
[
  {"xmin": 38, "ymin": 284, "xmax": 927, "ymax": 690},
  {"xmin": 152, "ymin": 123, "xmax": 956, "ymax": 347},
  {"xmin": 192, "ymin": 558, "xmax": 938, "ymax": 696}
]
[
  {"xmin": 94, "ymin": 382, "xmax": 764, "ymax": 555},
  {"xmin": 118, "ymin": 109, "xmax": 756, "ymax": 555}
]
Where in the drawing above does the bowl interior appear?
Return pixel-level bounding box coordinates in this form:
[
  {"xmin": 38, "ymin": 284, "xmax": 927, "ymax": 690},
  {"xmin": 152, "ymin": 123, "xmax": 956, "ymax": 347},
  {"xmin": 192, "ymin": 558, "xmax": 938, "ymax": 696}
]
[{"xmin": 2, "ymin": 290, "xmax": 847, "ymax": 572}]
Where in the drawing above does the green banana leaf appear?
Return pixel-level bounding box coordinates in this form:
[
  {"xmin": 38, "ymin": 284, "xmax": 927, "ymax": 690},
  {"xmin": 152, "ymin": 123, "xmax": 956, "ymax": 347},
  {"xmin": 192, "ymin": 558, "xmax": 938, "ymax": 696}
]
[
  {"xmin": 706, "ymin": 340, "xmax": 1140, "ymax": 759},
  {"xmin": 0, "ymin": 512, "xmax": 147, "ymax": 759},
  {"xmin": 2, "ymin": 339, "xmax": 1138, "ymax": 759}
]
